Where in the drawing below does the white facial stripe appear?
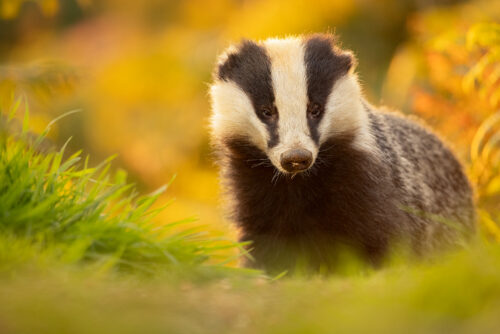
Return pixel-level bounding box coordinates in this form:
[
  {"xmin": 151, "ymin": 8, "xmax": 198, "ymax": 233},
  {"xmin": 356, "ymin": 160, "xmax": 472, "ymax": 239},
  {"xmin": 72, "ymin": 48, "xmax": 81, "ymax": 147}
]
[
  {"xmin": 258, "ymin": 37, "xmax": 318, "ymax": 172},
  {"xmin": 319, "ymin": 75, "xmax": 361, "ymax": 139},
  {"xmin": 264, "ymin": 37, "xmax": 311, "ymax": 145},
  {"xmin": 319, "ymin": 74, "xmax": 375, "ymax": 152},
  {"xmin": 210, "ymin": 80, "xmax": 269, "ymax": 150}
]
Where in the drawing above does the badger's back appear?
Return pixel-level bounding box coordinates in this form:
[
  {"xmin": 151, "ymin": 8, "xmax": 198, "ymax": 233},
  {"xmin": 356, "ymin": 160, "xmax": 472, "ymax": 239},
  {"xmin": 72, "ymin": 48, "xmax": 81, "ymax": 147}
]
[{"xmin": 367, "ymin": 108, "xmax": 475, "ymax": 253}]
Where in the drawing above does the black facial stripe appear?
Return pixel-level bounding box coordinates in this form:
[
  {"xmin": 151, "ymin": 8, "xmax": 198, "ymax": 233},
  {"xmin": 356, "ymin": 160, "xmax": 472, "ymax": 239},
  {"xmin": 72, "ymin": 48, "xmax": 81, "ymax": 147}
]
[
  {"xmin": 217, "ymin": 40, "xmax": 279, "ymax": 148},
  {"xmin": 304, "ymin": 34, "xmax": 353, "ymax": 144},
  {"xmin": 266, "ymin": 121, "xmax": 279, "ymax": 148}
]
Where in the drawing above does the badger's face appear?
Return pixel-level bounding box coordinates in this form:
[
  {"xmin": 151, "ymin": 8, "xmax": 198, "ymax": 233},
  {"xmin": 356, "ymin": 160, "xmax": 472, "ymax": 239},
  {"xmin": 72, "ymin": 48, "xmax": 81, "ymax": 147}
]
[{"xmin": 210, "ymin": 34, "xmax": 368, "ymax": 174}]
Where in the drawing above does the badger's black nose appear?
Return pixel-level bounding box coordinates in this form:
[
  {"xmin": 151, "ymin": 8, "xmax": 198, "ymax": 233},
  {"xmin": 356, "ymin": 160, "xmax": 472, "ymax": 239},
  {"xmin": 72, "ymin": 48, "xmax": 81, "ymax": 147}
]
[{"xmin": 280, "ymin": 149, "xmax": 313, "ymax": 173}]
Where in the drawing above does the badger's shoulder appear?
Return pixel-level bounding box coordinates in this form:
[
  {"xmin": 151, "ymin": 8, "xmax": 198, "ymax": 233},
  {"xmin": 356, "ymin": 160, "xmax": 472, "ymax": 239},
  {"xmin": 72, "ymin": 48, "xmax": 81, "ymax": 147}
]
[
  {"xmin": 366, "ymin": 107, "xmax": 452, "ymax": 163},
  {"xmin": 367, "ymin": 107, "xmax": 474, "ymax": 223},
  {"xmin": 368, "ymin": 107, "xmax": 440, "ymax": 149}
]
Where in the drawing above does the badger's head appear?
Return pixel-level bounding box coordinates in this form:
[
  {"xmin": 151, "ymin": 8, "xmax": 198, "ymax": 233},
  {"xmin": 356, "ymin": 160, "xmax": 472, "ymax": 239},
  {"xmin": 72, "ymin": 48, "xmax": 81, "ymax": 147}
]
[{"xmin": 210, "ymin": 34, "xmax": 371, "ymax": 175}]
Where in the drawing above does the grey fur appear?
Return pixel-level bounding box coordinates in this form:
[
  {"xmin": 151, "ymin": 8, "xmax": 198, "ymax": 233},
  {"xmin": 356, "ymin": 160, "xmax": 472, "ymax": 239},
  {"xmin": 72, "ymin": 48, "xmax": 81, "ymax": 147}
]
[{"xmin": 366, "ymin": 105, "xmax": 476, "ymax": 254}]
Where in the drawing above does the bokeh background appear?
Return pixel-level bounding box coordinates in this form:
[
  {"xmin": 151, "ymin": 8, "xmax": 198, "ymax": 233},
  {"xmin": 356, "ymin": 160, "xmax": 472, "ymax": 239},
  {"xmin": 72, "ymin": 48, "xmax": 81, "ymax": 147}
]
[{"xmin": 1, "ymin": 0, "xmax": 499, "ymax": 244}]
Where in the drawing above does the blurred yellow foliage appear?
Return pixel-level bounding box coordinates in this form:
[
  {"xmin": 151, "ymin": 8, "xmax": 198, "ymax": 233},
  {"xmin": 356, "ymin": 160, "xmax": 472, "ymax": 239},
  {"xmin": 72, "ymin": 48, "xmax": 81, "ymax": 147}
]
[{"xmin": 0, "ymin": 0, "xmax": 58, "ymax": 19}]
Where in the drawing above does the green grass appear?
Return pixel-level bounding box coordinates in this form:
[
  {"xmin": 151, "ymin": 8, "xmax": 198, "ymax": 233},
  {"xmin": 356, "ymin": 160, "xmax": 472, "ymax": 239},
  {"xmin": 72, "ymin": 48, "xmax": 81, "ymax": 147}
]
[
  {"xmin": 0, "ymin": 104, "xmax": 249, "ymax": 279},
  {"xmin": 1, "ymin": 104, "xmax": 500, "ymax": 333},
  {"xmin": 1, "ymin": 243, "xmax": 500, "ymax": 334}
]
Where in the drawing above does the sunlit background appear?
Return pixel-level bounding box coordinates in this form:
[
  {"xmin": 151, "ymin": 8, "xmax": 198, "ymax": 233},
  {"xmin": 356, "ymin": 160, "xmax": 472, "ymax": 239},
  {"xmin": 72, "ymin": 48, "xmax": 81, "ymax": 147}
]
[{"xmin": 1, "ymin": 0, "xmax": 499, "ymax": 245}]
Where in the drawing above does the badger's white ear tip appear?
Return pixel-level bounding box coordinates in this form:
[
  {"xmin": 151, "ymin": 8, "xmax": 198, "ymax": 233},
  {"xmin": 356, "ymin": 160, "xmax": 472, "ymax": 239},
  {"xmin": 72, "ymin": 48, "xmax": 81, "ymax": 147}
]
[
  {"xmin": 346, "ymin": 51, "xmax": 358, "ymax": 71},
  {"xmin": 218, "ymin": 44, "xmax": 238, "ymax": 60}
]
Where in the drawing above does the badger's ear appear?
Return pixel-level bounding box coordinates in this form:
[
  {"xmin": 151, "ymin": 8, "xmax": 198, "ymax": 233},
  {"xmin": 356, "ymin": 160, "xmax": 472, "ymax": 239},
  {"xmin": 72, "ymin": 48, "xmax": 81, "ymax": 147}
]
[
  {"xmin": 328, "ymin": 33, "xmax": 357, "ymax": 74},
  {"xmin": 214, "ymin": 44, "xmax": 241, "ymax": 82},
  {"xmin": 213, "ymin": 39, "xmax": 269, "ymax": 82},
  {"xmin": 304, "ymin": 33, "xmax": 356, "ymax": 77},
  {"xmin": 337, "ymin": 50, "xmax": 356, "ymax": 75}
]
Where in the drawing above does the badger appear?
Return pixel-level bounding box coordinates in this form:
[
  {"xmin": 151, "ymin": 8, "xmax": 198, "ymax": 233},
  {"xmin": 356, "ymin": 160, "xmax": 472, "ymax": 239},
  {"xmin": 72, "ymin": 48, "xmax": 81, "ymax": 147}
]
[{"xmin": 209, "ymin": 34, "xmax": 475, "ymax": 274}]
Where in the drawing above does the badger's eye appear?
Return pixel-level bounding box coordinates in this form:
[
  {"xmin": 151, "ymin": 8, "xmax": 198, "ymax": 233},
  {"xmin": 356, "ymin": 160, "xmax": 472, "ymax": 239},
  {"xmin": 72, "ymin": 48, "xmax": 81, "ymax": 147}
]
[
  {"xmin": 308, "ymin": 103, "xmax": 323, "ymax": 119},
  {"xmin": 259, "ymin": 106, "xmax": 276, "ymax": 119}
]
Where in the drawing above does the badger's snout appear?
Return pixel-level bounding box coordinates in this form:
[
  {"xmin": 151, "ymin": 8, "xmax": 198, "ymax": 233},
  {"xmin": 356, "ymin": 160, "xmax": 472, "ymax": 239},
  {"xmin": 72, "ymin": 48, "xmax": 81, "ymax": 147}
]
[{"xmin": 280, "ymin": 148, "xmax": 313, "ymax": 172}]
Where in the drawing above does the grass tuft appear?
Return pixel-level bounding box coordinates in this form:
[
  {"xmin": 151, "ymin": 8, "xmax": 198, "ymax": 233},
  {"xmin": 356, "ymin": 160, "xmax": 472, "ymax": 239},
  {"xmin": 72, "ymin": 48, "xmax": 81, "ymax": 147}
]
[{"xmin": 0, "ymin": 104, "xmax": 251, "ymax": 278}]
